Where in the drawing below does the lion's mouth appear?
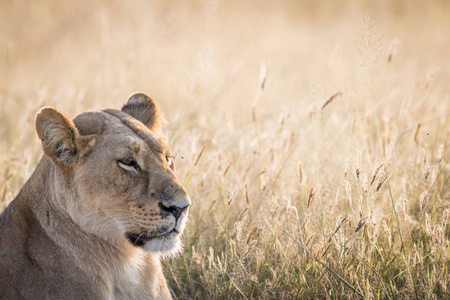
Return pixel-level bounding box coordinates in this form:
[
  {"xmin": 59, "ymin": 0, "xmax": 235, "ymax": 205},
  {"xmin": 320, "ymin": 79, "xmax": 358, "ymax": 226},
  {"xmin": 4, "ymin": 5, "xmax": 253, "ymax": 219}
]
[
  {"xmin": 126, "ymin": 229, "xmax": 178, "ymax": 247},
  {"xmin": 127, "ymin": 233, "xmax": 152, "ymax": 247}
]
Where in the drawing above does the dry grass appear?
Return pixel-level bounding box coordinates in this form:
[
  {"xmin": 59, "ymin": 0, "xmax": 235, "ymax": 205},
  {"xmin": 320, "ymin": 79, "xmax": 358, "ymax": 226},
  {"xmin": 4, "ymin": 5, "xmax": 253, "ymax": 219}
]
[{"xmin": 1, "ymin": 0, "xmax": 450, "ymax": 299}]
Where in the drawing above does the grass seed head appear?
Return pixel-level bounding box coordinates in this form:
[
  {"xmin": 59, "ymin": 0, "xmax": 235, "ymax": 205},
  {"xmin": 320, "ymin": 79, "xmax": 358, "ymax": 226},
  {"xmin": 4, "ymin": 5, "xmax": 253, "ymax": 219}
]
[
  {"xmin": 370, "ymin": 163, "xmax": 384, "ymax": 186},
  {"xmin": 307, "ymin": 187, "xmax": 317, "ymax": 209},
  {"xmin": 420, "ymin": 191, "xmax": 430, "ymax": 211},
  {"xmin": 387, "ymin": 37, "xmax": 399, "ymax": 63}
]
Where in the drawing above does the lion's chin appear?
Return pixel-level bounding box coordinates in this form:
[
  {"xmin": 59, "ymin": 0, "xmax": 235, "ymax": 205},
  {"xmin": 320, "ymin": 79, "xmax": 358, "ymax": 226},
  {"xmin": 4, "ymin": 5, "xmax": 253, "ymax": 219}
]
[{"xmin": 126, "ymin": 231, "xmax": 182, "ymax": 256}]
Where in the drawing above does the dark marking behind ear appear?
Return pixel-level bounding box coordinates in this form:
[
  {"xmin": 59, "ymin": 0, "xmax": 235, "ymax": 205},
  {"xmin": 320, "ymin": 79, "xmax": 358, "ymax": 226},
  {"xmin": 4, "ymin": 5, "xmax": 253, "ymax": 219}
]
[{"xmin": 122, "ymin": 92, "xmax": 160, "ymax": 132}]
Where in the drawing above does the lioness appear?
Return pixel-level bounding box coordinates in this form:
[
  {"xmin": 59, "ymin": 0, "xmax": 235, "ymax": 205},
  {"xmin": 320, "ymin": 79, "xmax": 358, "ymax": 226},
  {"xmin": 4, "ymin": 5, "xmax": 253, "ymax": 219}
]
[{"xmin": 0, "ymin": 93, "xmax": 190, "ymax": 299}]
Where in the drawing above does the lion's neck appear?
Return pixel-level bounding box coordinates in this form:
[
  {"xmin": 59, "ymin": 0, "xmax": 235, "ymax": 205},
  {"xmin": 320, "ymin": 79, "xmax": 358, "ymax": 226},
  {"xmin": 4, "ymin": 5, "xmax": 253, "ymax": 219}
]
[
  {"xmin": 22, "ymin": 157, "xmax": 124, "ymax": 257},
  {"xmin": 16, "ymin": 156, "xmax": 165, "ymax": 299}
]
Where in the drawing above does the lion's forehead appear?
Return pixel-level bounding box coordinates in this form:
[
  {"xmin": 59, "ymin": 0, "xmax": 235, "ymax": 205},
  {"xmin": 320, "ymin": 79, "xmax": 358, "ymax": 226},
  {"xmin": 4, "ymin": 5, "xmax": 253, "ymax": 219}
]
[
  {"xmin": 74, "ymin": 109, "xmax": 166, "ymax": 154},
  {"xmin": 103, "ymin": 110, "xmax": 166, "ymax": 153}
]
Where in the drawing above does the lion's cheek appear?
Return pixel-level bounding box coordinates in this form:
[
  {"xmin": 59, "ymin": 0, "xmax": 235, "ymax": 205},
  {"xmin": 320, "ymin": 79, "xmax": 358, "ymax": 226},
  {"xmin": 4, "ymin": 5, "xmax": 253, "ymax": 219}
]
[{"xmin": 77, "ymin": 169, "xmax": 141, "ymax": 203}]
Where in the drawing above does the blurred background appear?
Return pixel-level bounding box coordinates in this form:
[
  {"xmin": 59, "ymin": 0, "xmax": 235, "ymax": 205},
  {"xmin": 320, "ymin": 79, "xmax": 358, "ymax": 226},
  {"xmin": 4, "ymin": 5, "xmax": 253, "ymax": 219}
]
[
  {"xmin": 1, "ymin": 0, "xmax": 449, "ymax": 190},
  {"xmin": 1, "ymin": 0, "xmax": 449, "ymax": 162},
  {"xmin": 1, "ymin": 0, "xmax": 450, "ymax": 298},
  {"xmin": 1, "ymin": 0, "xmax": 449, "ymax": 117}
]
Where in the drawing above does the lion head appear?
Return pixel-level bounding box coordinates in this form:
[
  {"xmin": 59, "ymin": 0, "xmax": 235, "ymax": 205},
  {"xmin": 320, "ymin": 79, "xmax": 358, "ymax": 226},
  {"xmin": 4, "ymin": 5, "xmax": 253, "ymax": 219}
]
[{"xmin": 35, "ymin": 93, "xmax": 191, "ymax": 255}]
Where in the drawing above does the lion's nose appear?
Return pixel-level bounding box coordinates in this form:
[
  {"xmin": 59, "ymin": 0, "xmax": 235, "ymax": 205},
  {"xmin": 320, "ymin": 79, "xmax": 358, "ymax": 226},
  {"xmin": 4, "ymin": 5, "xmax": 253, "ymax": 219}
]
[{"xmin": 159, "ymin": 202, "xmax": 189, "ymax": 220}]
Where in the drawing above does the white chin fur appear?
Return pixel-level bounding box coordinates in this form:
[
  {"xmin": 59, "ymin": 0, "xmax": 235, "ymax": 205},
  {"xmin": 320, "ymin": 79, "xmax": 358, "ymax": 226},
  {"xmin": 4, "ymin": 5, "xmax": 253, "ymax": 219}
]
[{"xmin": 143, "ymin": 233, "xmax": 183, "ymax": 257}]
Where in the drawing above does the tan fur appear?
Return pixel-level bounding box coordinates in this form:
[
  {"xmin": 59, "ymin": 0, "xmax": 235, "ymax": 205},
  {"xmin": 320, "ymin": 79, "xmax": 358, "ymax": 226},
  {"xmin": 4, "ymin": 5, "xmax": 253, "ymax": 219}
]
[{"xmin": 0, "ymin": 93, "xmax": 190, "ymax": 300}]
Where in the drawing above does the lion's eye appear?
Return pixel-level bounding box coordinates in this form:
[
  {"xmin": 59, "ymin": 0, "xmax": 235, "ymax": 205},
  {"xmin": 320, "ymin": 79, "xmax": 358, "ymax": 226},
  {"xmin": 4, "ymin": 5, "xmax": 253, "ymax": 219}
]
[
  {"xmin": 118, "ymin": 158, "xmax": 141, "ymax": 172},
  {"xmin": 166, "ymin": 156, "xmax": 174, "ymax": 169}
]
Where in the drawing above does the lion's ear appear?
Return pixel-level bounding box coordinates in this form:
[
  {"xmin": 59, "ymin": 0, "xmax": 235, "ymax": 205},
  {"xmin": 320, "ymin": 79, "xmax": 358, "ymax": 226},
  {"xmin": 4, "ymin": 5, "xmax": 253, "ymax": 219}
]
[
  {"xmin": 36, "ymin": 107, "xmax": 95, "ymax": 166},
  {"xmin": 122, "ymin": 92, "xmax": 160, "ymax": 132}
]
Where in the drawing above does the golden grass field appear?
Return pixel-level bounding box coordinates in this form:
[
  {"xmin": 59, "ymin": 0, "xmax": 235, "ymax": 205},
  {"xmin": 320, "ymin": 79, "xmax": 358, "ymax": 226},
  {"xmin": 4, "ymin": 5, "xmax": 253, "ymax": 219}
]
[{"xmin": 1, "ymin": 0, "xmax": 450, "ymax": 298}]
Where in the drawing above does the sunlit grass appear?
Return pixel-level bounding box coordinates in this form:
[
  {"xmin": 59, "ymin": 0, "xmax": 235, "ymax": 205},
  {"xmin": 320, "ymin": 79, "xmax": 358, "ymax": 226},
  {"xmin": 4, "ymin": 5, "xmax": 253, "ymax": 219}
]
[{"xmin": 1, "ymin": 1, "xmax": 449, "ymax": 299}]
